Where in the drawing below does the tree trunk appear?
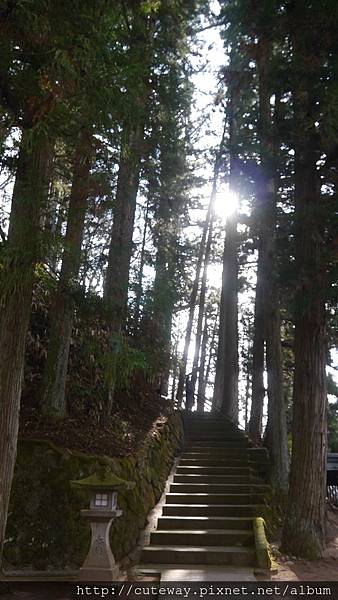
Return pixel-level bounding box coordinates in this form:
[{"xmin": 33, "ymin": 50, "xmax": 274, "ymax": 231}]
[
  {"xmin": 213, "ymin": 269, "xmax": 226, "ymax": 411},
  {"xmin": 191, "ymin": 218, "xmax": 214, "ymax": 405},
  {"xmin": 213, "ymin": 84, "xmax": 239, "ymax": 421},
  {"xmin": 196, "ymin": 312, "xmax": 209, "ymax": 413},
  {"xmin": 41, "ymin": 130, "xmax": 93, "ymax": 417},
  {"xmin": 171, "ymin": 340, "xmax": 179, "ymax": 405},
  {"xmin": 206, "ymin": 307, "xmax": 219, "ymax": 410},
  {"xmin": 134, "ymin": 195, "xmax": 150, "ymax": 330},
  {"xmin": 220, "ymin": 206, "xmax": 239, "ymax": 420},
  {"xmin": 176, "ymin": 127, "xmax": 226, "ymax": 408},
  {"xmin": 152, "ymin": 197, "xmax": 176, "ymax": 396},
  {"xmin": 244, "ymin": 366, "xmax": 251, "ymax": 431},
  {"xmin": 104, "ymin": 11, "xmax": 152, "ymax": 335},
  {"xmin": 281, "ymin": 85, "xmax": 327, "ymax": 558},
  {"xmin": 248, "ymin": 251, "xmax": 265, "ymax": 441},
  {"xmin": 262, "ymin": 79, "xmax": 289, "ymax": 491},
  {"xmin": 266, "ymin": 305, "xmax": 289, "ymax": 491},
  {"xmin": 175, "ymin": 189, "xmax": 213, "ymax": 408},
  {"xmin": 253, "ymin": 37, "xmax": 289, "ymax": 492},
  {"xmin": 104, "ymin": 120, "xmax": 144, "ymax": 333},
  {"xmin": 0, "ymin": 129, "xmax": 52, "ymax": 561}
]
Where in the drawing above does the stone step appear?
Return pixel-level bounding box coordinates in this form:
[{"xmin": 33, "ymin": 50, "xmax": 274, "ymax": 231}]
[
  {"xmin": 185, "ymin": 444, "xmax": 250, "ymax": 451},
  {"xmin": 186, "ymin": 434, "xmax": 245, "ymax": 441},
  {"xmin": 169, "ymin": 483, "xmax": 269, "ymax": 494},
  {"xmin": 184, "ymin": 419, "xmax": 238, "ymax": 427},
  {"xmin": 141, "ymin": 545, "xmax": 256, "ymax": 567},
  {"xmin": 182, "ymin": 450, "xmax": 250, "ymax": 458},
  {"xmin": 166, "ymin": 493, "xmax": 264, "ymax": 505},
  {"xmin": 184, "ymin": 420, "xmax": 241, "ymax": 429},
  {"xmin": 157, "ymin": 516, "xmax": 254, "ymax": 531},
  {"xmin": 137, "ymin": 564, "xmax": 257, "ymax": 581},
  {"xmin": 162, "ymin": 504, "xmax": 265, "ymax": 517},
  {"xmin": 183, "ymin": 415, "xmax": 228, "ymax": 420},
  {"xmin": 179, "ymin": 458, "xmax": 251, "ymax": 467},
  {"xmin": 173, "ymin": 474, "xmax": 261, "ymax": 484},
  {"xmin": 183, "ymin": 414, "xmax": 231, "ymax": 419},
  {"xmin": 185, "ymin": 425, "xmax": 244, "ymax": 432},
  {"xmin": 185, "ymin": 428, "xmax": 242, "ymax": 435},
  {"xmin": 150, "ymin": 529, "xmax": 254, "ymax": 546},
  {"xmin": 186, "ymin": 441, "xmax": 249, "ymax": 449},
  {"xmin": 246, "ymin": 449, "xmax": 270, "ymax": 463},
  {"xmin": 137, "ymin": 416, "xmax": 270, "ymax": 573},
  {"xmin": 176, "ymin": 466, "xmax": 254, "ymax": 475}
]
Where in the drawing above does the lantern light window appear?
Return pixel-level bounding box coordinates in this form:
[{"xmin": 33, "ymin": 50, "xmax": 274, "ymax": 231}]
[{"xmin": 95, "ymin": 493, "xmax": 109, "ymax": 507}]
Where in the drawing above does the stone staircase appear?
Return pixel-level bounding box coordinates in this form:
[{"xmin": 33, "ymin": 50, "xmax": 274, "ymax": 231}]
[{"xmin": 140, "ymin": 413, "xmax": 270, "ymax": 571}]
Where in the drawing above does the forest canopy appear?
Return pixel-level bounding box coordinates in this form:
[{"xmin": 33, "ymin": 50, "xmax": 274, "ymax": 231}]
[{"xmin": 0, "ymin": 0, "xmax": 337, "ymax": 566}]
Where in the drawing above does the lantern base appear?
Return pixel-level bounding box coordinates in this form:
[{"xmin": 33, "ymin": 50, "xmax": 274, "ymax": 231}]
[{"xmin": 79, "ymin": 515, "xmax": 121, "ymax": 582}]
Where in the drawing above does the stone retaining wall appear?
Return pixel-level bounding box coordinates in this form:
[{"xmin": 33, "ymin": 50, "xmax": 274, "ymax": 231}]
[{"xmin": 4, "ymin": 412, "xmax": 183, "ymax": 570}]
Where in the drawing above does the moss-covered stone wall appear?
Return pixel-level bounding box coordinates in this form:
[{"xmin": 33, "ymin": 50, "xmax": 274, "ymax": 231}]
[{"xmin": 4, "ymin": 413, "xmax": 183, "ymax": 570}]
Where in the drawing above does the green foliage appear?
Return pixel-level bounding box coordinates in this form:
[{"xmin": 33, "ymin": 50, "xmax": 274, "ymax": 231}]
[
  {"xmin": 140, "ymin": 0, "xmax": 161, "ymax": 14},
  {"xmin": 103, "ymin": 335, "xmax": 147, "ymax": 393}
]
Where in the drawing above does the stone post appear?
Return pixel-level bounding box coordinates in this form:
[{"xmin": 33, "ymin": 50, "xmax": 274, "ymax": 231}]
[
  {"xmin": 71, "ymin": 470, "xmax": 135, "ymax": 581},
  {"xmin": 79, "ymin": 507, "xmax": 122, "ymax": 581}
]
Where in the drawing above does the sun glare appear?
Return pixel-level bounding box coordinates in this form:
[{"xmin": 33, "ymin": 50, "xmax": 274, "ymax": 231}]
[{"xmin": 214, "ymin": 187, "xmax": 239, "ymax": 222}]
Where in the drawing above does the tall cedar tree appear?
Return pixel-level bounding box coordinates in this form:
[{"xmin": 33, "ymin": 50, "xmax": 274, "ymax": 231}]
[
  {"xmin": 0, "ymin": 0, "xmax": 115, "ymax": 560},
  {"xmin": 220, "ymin": 0, "xmax": 288, "ymax": 485},
  {"xmin": 41, "ymin": 130, "xmax": 94, "ymax": 417},
  {"xmin": 0, "ymin": 129, "xmax": 52, "ymax": 559},
  {"xmin": 281, "ymin": 0, "xmax": 330, "ymax": 556},
  {"xmin": 255, "ymin": 27, "xmax": 289, "ymax": 491},
  {"xmin": 176, "ymin": 127, "xmax": 226, "ymax": 409},
  {"xmin": 192, "ymin": 218, "xmax": 214, "ymax": 409},
  {"xmin": 213, "ymin": 70, "xmax": 239, "ymax": 420},
  {"xmin": 104, "ymin": 3, "xmax": 154, "ymax": 334},
  {"xmin": 151, "ymin": 84, "xmax": 193, "ymax": 393}
]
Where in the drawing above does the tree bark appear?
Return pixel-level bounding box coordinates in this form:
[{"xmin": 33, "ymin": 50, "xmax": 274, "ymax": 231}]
[
  {"xmin": 191, "ymin": 218, "xmax": 214, "ymax": 406},
  {"xmin": 213, "ymin": 82, "xmax": 239, "ymax": 421},
  {"xmin": 104, "ymin": 10, "xmax": 152, "ymax": 335},
  {"xmin": 220, "ymin": 205, "xmax": 239, "ymax": 420},
  {"xmin": 248, "ymin": 251, "xmax": 265, "ymax": 441},
  {"xmin": 152, "ymin": 188, "xmax": 176, "ymax": 396},
  {"xmin": 41, "ymin": 129, "xmax": 93, "ymax": 417},
  {"xmin": 213, "ymin": 267, "xmax": 226, "ymax": 411},
  {"xmin": 104, "ymin": 120, "xmax": 144, "ymax": 333},
  {"xmin": 206, "ymin": 307, "xmax": 219, "ymax": 409},
  {"xmin": 263, "ymin": 85, "xmax": 289, "ymax": 491},
  {"xmin": 171, "ymin": 340, "xmax": 179, "ymax": 405},
  {"xmin": 266, "ymin": 304, "xmax": 289, "ymax": 491},
  {"xmin": 0, "ymin": 129, "xmax": 52, "ymax": 561},
  {"xmin": 134, "ymin": 195, "xmax": 150, "ymax": 330},
  {"xmin": 254, "ymin": 37, "xmax": 289, "ymax": 489},
  {"xmin": 244, "ymin": 365, "xmax": 251, "ymax": 431},
  {"xmin": 281, "ymin": 83, "xmax": 327, "ymax": 558},
  {"xmin": 197, "ymin": 312, "xmax": 209, "ymax": 413}
]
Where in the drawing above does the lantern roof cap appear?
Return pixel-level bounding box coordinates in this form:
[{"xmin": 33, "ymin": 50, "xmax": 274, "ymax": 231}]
[{"xmin": 71, "ymin": 468, "xmax": 135, "ymax": 491}]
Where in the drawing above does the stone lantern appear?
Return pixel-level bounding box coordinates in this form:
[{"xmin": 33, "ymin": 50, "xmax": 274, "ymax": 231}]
[{"xmin": 71, "ymin": 469, "xmax": 135, "ymax": 581}]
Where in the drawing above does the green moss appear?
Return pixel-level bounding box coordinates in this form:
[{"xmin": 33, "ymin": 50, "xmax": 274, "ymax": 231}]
[
  {"xmin": 281, "ymin": 514, "xmax": 325, "ymax": 560},
  {"xmin": 4, "ymin": 413, "xmax": 183, "ymax": 570},
  {"xmin": 253, "ymin": 517, "xmax": 275, "ymax": 570},
  {"xmin": 71, "ymin": 469, "xmax": 135, "ymax": 491}
]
